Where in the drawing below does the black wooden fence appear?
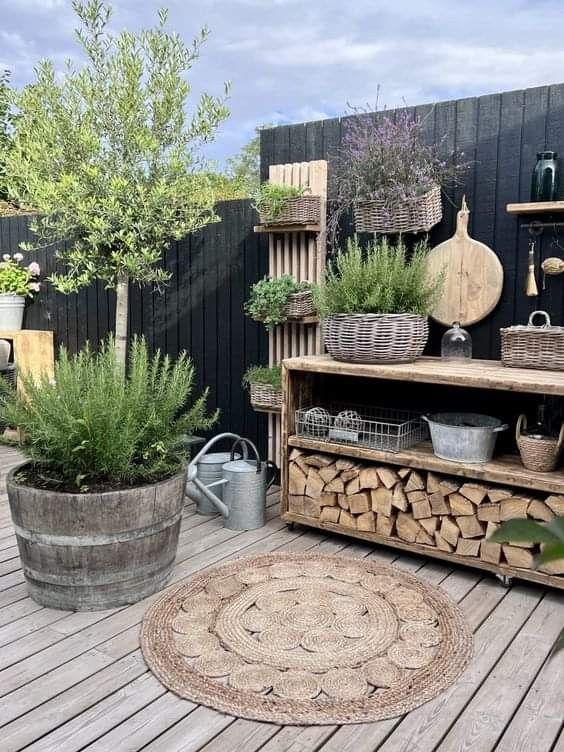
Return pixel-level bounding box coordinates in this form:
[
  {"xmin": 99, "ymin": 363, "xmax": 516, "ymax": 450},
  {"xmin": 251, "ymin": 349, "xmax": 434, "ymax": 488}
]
[
  {"xmin": 0, "ymin": 200, "xmax": 269, "ymax": 453},
  {"xmin": 260, "ymin": 83, "xmax": 564, "ymax": 359}
]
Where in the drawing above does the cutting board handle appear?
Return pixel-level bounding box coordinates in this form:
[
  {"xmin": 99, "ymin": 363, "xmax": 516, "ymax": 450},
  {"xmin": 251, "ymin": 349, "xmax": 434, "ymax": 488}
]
[{"xmin": 455, "ymin": 195, "xmax": 470, "ymax": 239}]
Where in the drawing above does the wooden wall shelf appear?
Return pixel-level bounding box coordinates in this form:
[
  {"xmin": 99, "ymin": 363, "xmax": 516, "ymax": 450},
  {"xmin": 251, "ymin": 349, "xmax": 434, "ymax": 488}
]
[
  {"xmin": 506, "ymin": 201, "xmax": 564, "ymax": 214},
  {"xmin": 254, "ymin": 223, "xmax": 321, "ymax": 234}
]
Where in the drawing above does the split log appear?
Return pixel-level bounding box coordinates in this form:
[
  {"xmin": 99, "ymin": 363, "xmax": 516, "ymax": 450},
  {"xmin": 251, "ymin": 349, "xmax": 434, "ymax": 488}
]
[
  {"xmin": 303, "ymin": 454, "xmax": 333, "ymax": 468},
  {"xmin": 348, "ymin": 492, "xmax": 371, "ymax": 515},
  {"xmin": 480, "ymin": 539, "xmax": 501, "ymax": 565},
  {"xmin": 429, "ymin": 492, "xmax": 450, "ymax": 516},
  {"xmin": 319, "ymin": 493, "xmax": 337, "ymax": 507},
  {"xmin": 439, "ymin": 516, "xmax": 460, "ymax": 547},
  {"xmin": 500, "ymin": 498, "xmax": 530, "ymax": 521},
  {"xmin": 371, "ymin": 487, "xmax": 393, "ymax": 517},
  {"xmin": 294, "ymin": 455, "xmax": 311, "ymax": 473},
  {"xmin": 289, "ymin": 464, "xmax": 307, "ymax": 495},
  {"xmin": 407, "ymin": 489, "xmax": 427, "ymax": 504},
  {"xmin": 477, "ymin": 503, "xmax": 500, "ymax": 523},
  {"xmin": 411, "ymin": 498, "xmax": 432, "ymax": 520},
  {"xmin": 305, "ymin": 468, "xmax": 324, "ymax": 499},
  {"xmin": 303, "ymin": 498, "xmax": 321, "ymax": 518},
  {"xmin": 289, "ymin": 449, "xmax": 303, "ymax": 461},
  {"xmin": 545, "ymin": 495, "xmax": 564, "ymax": 516},
  {"xmin": 396, "ymin": 512, "xmax": 421, "ymax": 543},
  {"xmin": 397, "ymin": 468, "xmax": 411, "ymax": 479},
  {"xmin": 456, "ymin": 539, "xmax": 481, "ymax": 557},
  {"xmin": 527, "ymin": 499, "xmax": 555, "ymax": 522},
  {"xmin": 336, "ymin": 459, "xmax": 357, "ymax": 471},
  {"xmin": 288, "ymin": 495, "xmax": 305, "ymax": 515},
  {"xmin": 416, "ymin": 527, "xmax": 434, "ymax": 546},
  {"xmin": 345, "ymin": 476, "xmax": 361, "ymax": 495},
  {"xmin": 392, "ymin": 485, "xmax": 409, "ymax": 512},
  {"xmin": 419, "ymin": 517, "xmax": 438, "ymax": 535},
  {"xmin": 434, "ymin": 532, "xmax": 454, "ymax": 552},
  {"xmin": 342, "ymin": 469, "xmax": 360, "ymax": 482},
  {"xmin": 459, "ymin": 483, "xmax": 488, "ymax": 505},
  {"xmin": 439, "ymin": 479, "xmax": 460, "ymax": 496},
  {"xmin": 319, "ymin": 464, "xmax": 340, "ymax": 484},
  {"xmin": 320, "ymin": 506, "xmax": 341, "ymax": 524},
  {"xmin": 337, "ymin": 494, "xmax": 349, "ymax": 511},
  {"xmin": 376, "ymin": 513, "xmax": 395, "ymax": 537},
  {"xmin": 325, "ymin": 477, "xmax": 345, "ymax": 494},
  {"xmin": 449, "ymin": 493, "xmax": 475, "ymax": 516},
  {"xmin": 359, "ymin": 467, "xmax": 380, "ymax": 489},
  {"xmin": 426, "ymin": 472, "xmax": 441, "ymax": 494},
  {"xmin": 339, "ymin": 510, "xmax": 357, "ymax": 528},
  {"xmin": 503, "ymin": 545, "xmax": 534, "ymax": 569},
  {"xmin": 456, "ymin": 515, "xmax": 485, "ymax": 539},
  {"xmin": 357, "ymin": 511, "xmax": 376, "ymax": 532},
  {"xmin": 487, "ymin": 487, "xmax": 513, "ymax": 503},
  {"xmin": 377, "ymin": 467, "xmax": 399, "ymax": 489},
  {"xmin": 485, "ymin": 521, "xmax": 500, "ymax": 539},
  {"xmin": 405, "ymin": 470, "xmax": 425, "ymax": 492}
]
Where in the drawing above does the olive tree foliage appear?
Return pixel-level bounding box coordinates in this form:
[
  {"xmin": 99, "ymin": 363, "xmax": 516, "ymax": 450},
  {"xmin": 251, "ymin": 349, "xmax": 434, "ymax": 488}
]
[
  {"xmin": 0, "ymin": 69, "xmax": 13, "ymax": 202},
  {"xmin": 5, "ymin": 1, "xmax": 229, "ymax": 366}
]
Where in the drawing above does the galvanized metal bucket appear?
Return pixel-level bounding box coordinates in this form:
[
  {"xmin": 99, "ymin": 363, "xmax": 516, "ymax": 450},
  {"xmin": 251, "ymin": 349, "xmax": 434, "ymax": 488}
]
[{"xmin": 424, "ymin": 412, "xmax": 508, "ymax": 464}]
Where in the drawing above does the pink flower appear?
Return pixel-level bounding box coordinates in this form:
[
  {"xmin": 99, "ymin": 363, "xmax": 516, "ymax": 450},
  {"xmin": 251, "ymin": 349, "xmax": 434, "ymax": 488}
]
[
  {"xmin": 27, "ymin": 262, "xmax": 40, "ymax": 276},
  {"xmin": 2, "ymin": 254, "xmax": 10, "ymax": 261},
  {"xmin": 13, "ymin": 253, "xmax": 23, "ymax": 262},
  {"xmin": 29, "ymin": 282, "xmax": 40, "ymax": 293}
]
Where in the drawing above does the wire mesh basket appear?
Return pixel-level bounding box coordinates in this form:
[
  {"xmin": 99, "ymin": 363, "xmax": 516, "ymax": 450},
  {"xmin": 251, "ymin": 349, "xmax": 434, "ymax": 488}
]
[{"xmin": 295, "ymin": 403, "xmax": 428, "ymax": 452}]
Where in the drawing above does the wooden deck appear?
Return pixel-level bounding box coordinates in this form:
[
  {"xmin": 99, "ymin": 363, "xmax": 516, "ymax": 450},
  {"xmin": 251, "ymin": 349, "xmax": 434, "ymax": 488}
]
[{"xmin": 0, "ymin": 446, "xmax": 562, "ymax": 751}]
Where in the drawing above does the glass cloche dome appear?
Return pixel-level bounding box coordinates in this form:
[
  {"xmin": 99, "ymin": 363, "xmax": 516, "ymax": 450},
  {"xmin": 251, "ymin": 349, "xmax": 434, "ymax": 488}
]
[{"xmin": 441, "ymin": 322, "xmax": 472, "ymax": 360}]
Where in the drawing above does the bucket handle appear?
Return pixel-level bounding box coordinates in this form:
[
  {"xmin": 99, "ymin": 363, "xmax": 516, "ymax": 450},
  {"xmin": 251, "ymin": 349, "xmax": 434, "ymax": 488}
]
[
  {"xmin": 493, "ymin": 423, "xmax": 509, "ymax": 433},
  {"xmin": 265, "ymin": 460, "xmax": 278, "ymax": 491},
  {"xmin": 517, "ymin": 413, "xmax": 564, "ymax": 451},
  {"xmin": 230, "ymin": 437, "xmax": 261, "ymax": 473}
]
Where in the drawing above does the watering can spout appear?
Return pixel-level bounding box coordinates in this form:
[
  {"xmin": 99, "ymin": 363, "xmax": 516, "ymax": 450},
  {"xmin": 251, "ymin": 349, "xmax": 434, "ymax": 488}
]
[{"xmin": 192, "ymin": 476, "xmax": 230, "ymax": 517}]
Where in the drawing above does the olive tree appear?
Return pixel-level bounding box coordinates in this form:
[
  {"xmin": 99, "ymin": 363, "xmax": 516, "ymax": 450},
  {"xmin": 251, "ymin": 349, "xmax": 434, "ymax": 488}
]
[{"xmin": 5, "ymin": 1, "xmax": 229, "ymax": 367}]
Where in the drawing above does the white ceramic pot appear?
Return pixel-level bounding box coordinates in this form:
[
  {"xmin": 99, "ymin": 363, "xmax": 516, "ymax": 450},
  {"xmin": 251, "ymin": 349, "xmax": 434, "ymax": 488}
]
[{"xmin": 0, "ymin": 294, "xmax": 25, "ymax": 331}]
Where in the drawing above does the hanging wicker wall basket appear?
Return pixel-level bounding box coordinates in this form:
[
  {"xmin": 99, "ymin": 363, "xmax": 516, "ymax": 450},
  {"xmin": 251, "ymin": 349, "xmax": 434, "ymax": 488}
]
[
  {"xmin": 249, "ymin": 383, "xmax": 283, "ymax": 412},
  {"xmin": 323, "ymin": 313, "xmax": 429, "ymax": 364},
  {"xmin": 285, "ymin": 289, "xmax": 315, "ymax": 319},
  {"xmin": 353, "ymin": 186, "xmax": 442, "ymax": 234},
  {"xmin": 259, "ymin": 195, "xmax": 320, "ymax": 226},
  {"xmin": 501, "ymin": 311, "xmax": 564, "ymax": 370}
]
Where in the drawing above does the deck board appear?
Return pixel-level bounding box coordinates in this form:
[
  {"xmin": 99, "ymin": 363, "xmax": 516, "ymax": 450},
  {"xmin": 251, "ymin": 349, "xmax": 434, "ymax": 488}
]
[{"xmin": 0, "ymin": 447, "xmax": 561, "ymax": 751}]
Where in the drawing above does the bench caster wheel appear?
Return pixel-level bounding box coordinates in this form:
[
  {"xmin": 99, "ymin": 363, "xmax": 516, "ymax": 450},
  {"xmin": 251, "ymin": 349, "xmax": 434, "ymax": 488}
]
[
  {"xmin": 496, "ymin": 574, "xmax": 513, "ymax": 588},
  {"xmin": 286, "ymin": 522, "xmax": 295, "ymax": 531}
]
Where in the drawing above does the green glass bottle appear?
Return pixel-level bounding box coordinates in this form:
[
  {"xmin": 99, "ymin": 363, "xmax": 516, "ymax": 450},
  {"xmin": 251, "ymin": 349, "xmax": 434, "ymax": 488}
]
[{"xmin": 531, "ymin": 151, "xmax": 559, "ymax": 202}]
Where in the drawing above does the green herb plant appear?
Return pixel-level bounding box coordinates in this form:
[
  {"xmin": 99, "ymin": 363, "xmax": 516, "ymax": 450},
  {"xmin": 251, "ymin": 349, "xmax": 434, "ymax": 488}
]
[
  {"xmin": 252, "ymin": 183, "xmax": 305, "ymax": 222},
  {"xmin": 0, "ymin": 253, "xmax": 40, "ymax": 296},
  {"xmin": 313, "ymin": 236, "xmax": 443, "ymax": 318},
  {"xmin": 493, "ymin": 518, "xmax": 564, "ymax": 652},
  {"xmin": 1, "ymin": 337, "xmax": 218, "ymax": 490},
  {"xmin": 242, "ymin": 365, "xmax": 282, "ymax": 391},
  {"xmin": 245, "ymin": 275, "xmax": 311, "ymax": 330}
]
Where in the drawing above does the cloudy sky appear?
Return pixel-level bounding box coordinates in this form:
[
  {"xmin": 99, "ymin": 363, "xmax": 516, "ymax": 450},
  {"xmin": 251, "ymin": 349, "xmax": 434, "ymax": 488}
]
[{"xmin": 1, "ymin": 0, "xmax": 564, "ymax": 165}]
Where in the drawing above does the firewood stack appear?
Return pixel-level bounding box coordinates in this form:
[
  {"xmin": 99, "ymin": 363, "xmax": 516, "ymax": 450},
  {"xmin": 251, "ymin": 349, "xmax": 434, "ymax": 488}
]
[{"xmin": 288, "ymin": 449, "xmax": 564, "ymax": 574}]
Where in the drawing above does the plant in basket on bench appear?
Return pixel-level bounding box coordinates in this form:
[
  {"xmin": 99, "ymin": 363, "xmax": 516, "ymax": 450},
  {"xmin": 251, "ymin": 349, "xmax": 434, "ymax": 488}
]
[
  {"xmin": 252, "ymin": 182, "xmax": 319, "ymax": 226},
  {"xmin": 245, "ymin": 275, "xmax": 314, "ymax": 329},
  {"xmin": 1, "ymin": 337, "xmax": 218, "ymax": 611},
  {"xmin": 243, "ymin": 364, "xmax": 282, "ymax": 412},
  {"xmin": 313, "ymin": 235, "xmax": 443, "ymax": 363}
]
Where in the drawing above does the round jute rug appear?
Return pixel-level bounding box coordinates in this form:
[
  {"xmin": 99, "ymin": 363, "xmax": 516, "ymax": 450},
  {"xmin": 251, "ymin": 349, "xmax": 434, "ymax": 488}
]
[{"xmin": 140, "ymin": 552, "xmax": 472, "ymax": 725}]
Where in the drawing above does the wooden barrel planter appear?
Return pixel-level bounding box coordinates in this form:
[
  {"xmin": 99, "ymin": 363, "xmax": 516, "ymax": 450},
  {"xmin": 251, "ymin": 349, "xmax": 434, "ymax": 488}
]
[{"xmin": 6, "ymin": 466, "xmax": 186, "ymax": 611}]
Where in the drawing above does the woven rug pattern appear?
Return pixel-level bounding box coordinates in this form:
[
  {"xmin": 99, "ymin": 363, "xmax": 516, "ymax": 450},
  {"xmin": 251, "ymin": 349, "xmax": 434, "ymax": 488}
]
[{"xmin": 141, "ymin": 553, "xmax": 473, "ymax": 725}]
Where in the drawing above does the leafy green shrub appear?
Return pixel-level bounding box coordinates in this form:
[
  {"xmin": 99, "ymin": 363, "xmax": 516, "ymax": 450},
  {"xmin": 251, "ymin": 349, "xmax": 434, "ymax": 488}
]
[
  {"xmin": 2, "ymin": 338, "xmax": 218, "ymax": 490},
  {"xmin": 313, "ymin": 236, "xmax": 443, "ymax": 317},
  {"xmin": 252, "ymin": 183, "xmax": 305, "ymax": 222},
  {"xmin": 0, "ymin": 253, "xmax": 40, "ymax": 296},
  {"xmin": 242, "ymin": 365, "xmax": 282, "ymax": 390},
  {"xmin": 245, "ymin": 275, "xmax": 311, "ymax": 329}
]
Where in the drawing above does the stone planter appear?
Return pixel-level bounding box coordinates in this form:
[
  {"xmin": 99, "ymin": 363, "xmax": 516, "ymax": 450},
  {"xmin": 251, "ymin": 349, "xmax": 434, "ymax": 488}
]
[
  {"xmin": 0, "ymin": 294, "xmax": 26, "ymax": 331},
  {"xmin": 7, "ymin": 465, "xmax": 186, "ymax": 611}
]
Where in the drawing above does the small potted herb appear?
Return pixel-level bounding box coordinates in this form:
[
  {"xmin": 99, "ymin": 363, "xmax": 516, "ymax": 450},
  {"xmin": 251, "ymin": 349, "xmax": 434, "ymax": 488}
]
[
  {"xmin": 252, "ymin": 183, "xmax": 320, "ymax": 226},
  {"xmin": 245, "ymin": 275, "xmax": 314, "ymax": 329},
  {"xmin": 330, "ymin": 108, "xmax": 467, "ymax": 239},
  {"xmin": 0, "ymin": 253, "xmax": 40, "ymax": 330},
  {"xmin": 243, "ymin": 364, "xmax": 282, "ymax": 412},
  {"xmin": 314, "ymin": 236, "xmax": 443, "ymax": 363}
]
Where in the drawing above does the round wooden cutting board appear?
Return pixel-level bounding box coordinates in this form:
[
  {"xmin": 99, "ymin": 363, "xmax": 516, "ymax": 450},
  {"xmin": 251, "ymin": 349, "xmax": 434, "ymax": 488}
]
[{"xmin": 426, "ymin": 197, "xmax": 504, "ymax": 327}]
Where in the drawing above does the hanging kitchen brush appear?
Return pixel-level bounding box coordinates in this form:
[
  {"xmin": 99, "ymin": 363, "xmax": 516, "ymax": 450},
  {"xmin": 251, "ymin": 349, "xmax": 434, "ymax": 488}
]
[{"xmin": 526, "ymin": 239, "xmax": 539, "ymax": 297}]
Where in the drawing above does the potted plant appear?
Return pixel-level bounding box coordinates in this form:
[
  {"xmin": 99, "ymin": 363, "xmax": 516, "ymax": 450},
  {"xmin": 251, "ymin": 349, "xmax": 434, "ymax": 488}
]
[
  {"xmin": 330, "ymin": 108, "xmax": 467, "ymax": 239},
  {"xmin": 1, "ymin": 338, "xmax": 218, "ymax": 611},
  {"xmin": 243, "ymin": 364, "xmax": 282, "ymax": 411},
  {"xmin": 313, "ymin": 236, "xmax": 443, "ymax": 363},
  {"xmin": 0, "ymin": 252, "xmax": 40, "ymax": 330},
  {"xmin": 252, "ymin": 183, "xmax": 320, "ymax": 226},
  {"xmin": 245, "ymin": 275, "xmax": 314, "ymax": 329}
]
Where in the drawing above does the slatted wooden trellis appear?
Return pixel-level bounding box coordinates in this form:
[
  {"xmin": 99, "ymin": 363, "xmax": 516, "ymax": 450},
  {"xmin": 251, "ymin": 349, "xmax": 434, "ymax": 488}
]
[{"xmin": 261, "ymin": 160, "xmax": 327, "ymax": 462}]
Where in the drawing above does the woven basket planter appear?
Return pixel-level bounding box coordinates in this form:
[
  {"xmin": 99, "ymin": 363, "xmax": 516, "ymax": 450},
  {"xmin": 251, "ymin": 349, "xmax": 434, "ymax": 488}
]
[
  {"xmin": 249, "ymin": 383, "xmax": 282, "ymax": 412},
  {"xmin": 516, "ymin": 414, "xmax": 564, "ymax": 472},
  {"xmin": 285, "ymin": 289, "xmax": 315, "ymax": 319},
  {"xmin": 324, "ymin": 313, "xmax": 429, "ymax": 364},
  {"xmin": 258, "ymin": 196, "xmax": 320, "ymax": 226},
  {"xmin": 353, "ymin": 186, "xmax": 442, "ymax": 234},
  {"xmin": 501, "ymin": 311, "xmax": 564, "ymax": 370}
]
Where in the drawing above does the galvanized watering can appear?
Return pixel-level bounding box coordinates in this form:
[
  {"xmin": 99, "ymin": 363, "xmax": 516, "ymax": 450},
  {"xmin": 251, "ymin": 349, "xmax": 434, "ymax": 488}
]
[
  {"xmin": 185, "ymin": 433, "xmax": 246, "ymax": 515},
  {"xmin": 186, "ymin": 433, "xmax": 277, "ymax": 530}
]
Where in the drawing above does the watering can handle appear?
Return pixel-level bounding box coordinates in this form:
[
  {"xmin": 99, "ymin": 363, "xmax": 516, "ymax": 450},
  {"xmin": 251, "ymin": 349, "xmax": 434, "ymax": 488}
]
[
  {"xmin": 230, "ymin": 437, "xmax": 261, "ymax": 473},
  {"xmin": 187, "ymin": 432, "xmax": 243, "ymax": 481},
  {"xmin": 265, "ymin": 461, "xmax": 278, "ymax": 491}
]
